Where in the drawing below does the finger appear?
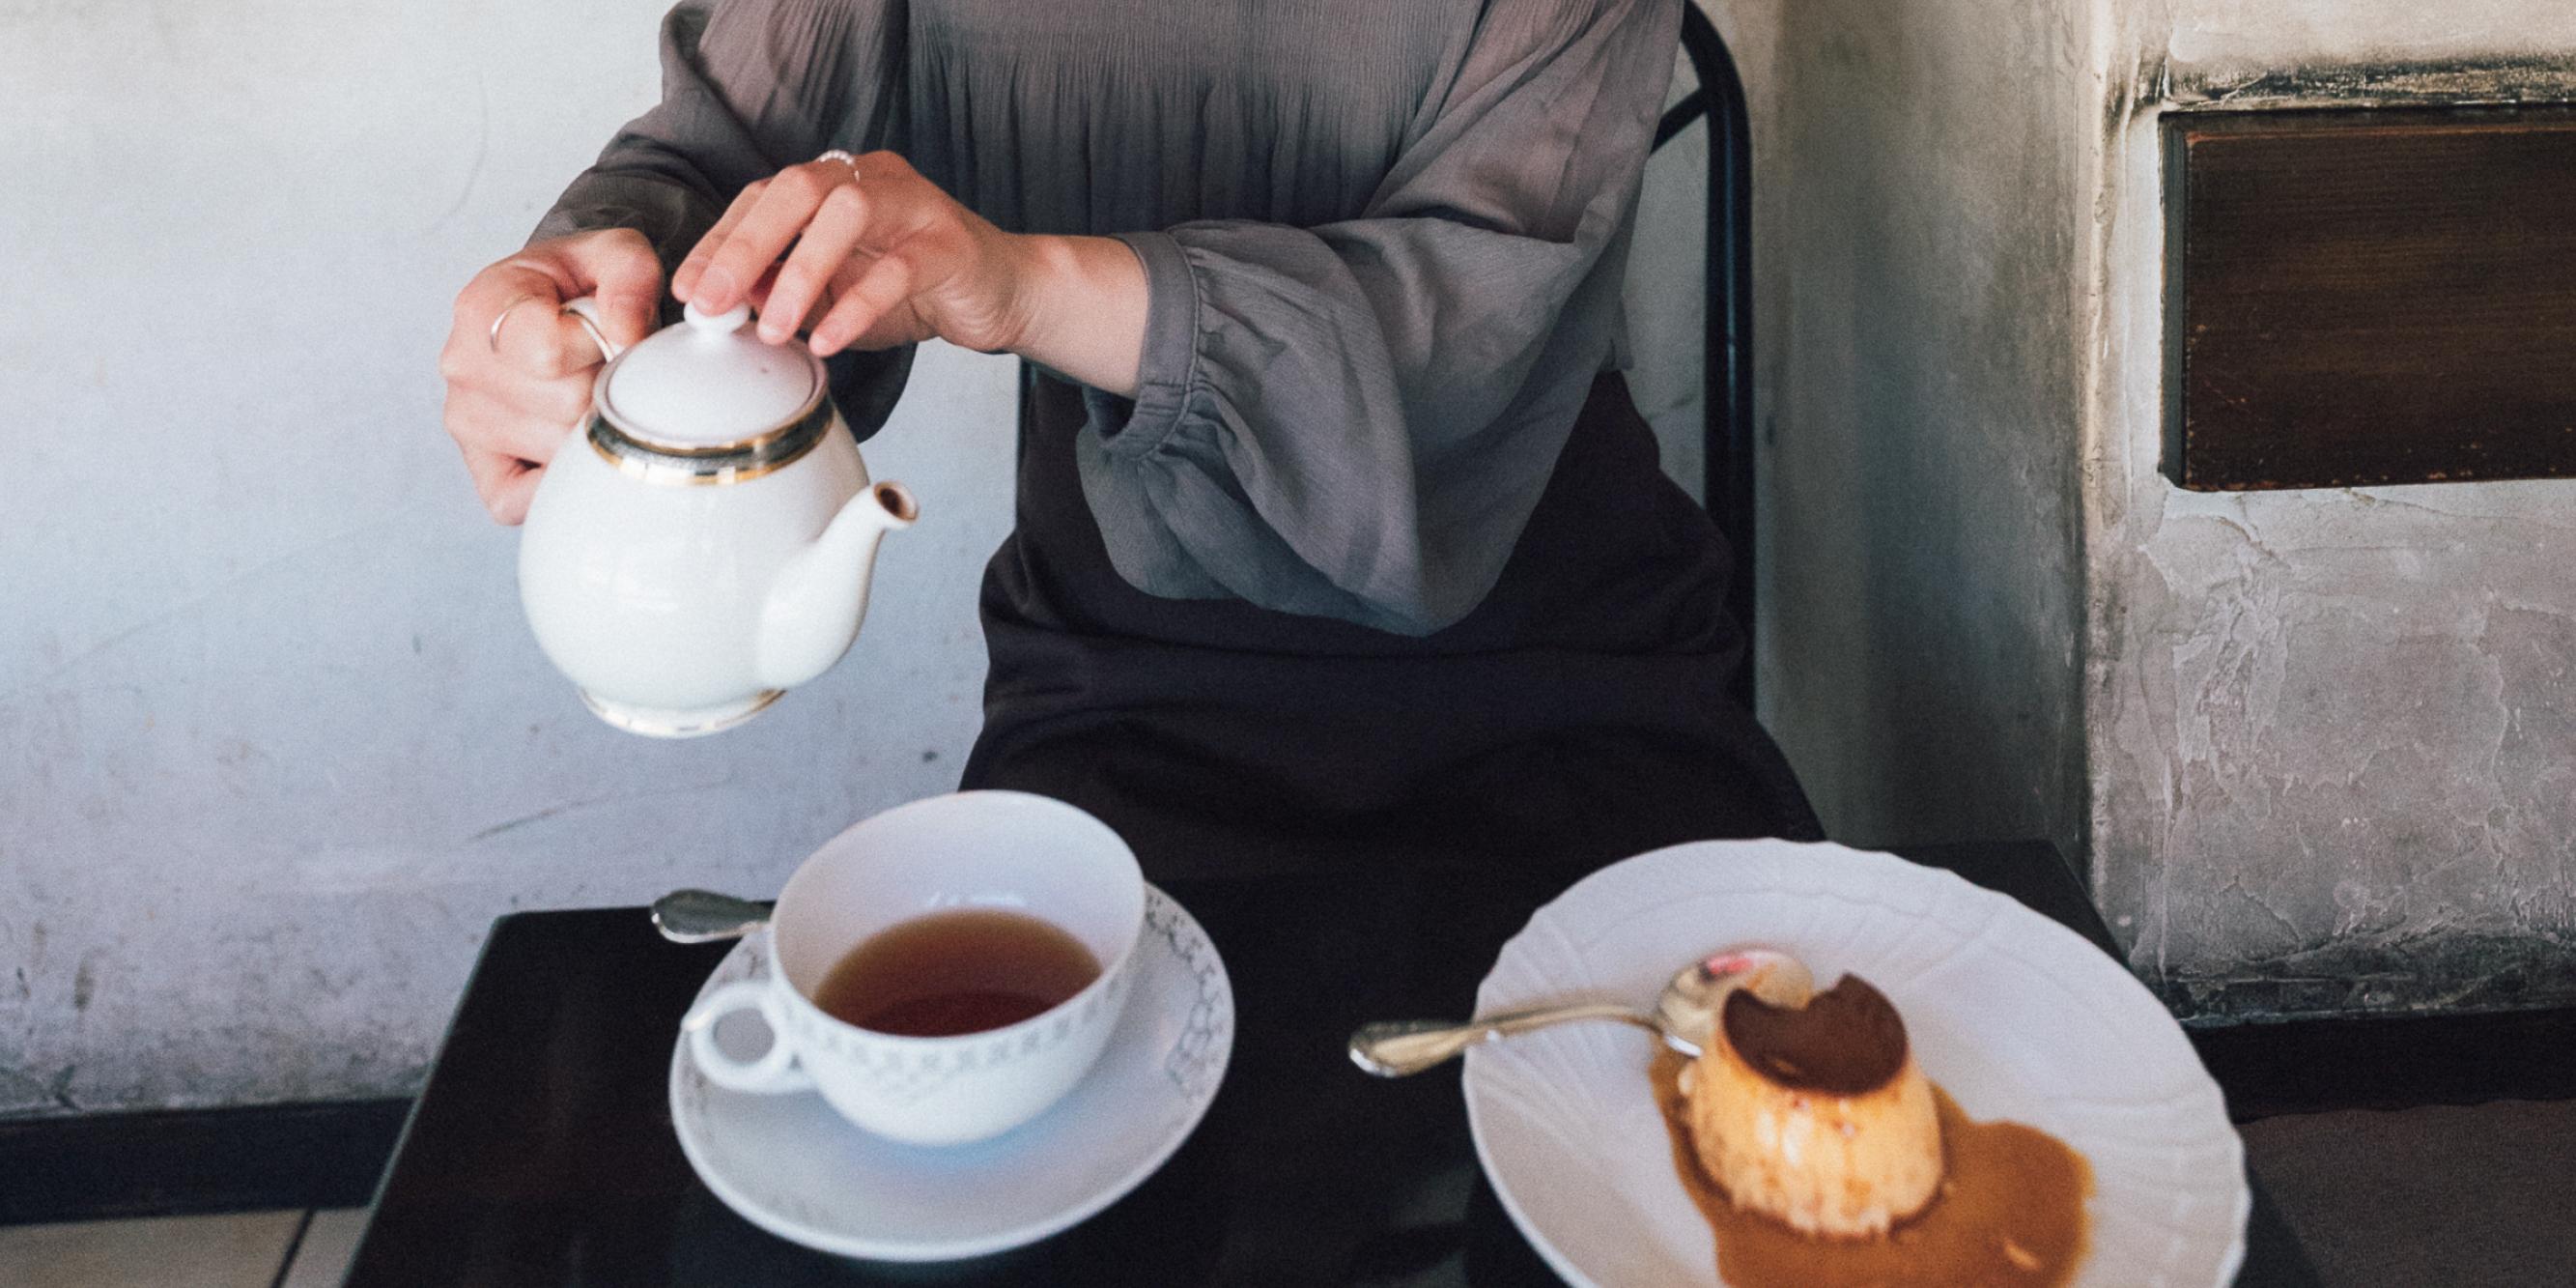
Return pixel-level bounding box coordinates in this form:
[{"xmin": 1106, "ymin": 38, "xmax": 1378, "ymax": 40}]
[
  {"xmin": 445, "ymin": 394, "xmax": 548, "ymax": 523},
  {"xmin": 444, "ymin": 381, "xmax": 587, "ymax": 467},
  {"xmin": 686, "ymin": 167, "xmax": 845, "ymax": 315},
  {"xmin": 450, "ymin": 266, "xmax": 561, "ymax": 374},
  {"xmin": 810, "ymin": 249, "xmax": 920, "ymax": 356},
  {"xmin": 569, "ymin": 230, "xmax": 665, "ymax": 351},
  {"xmin": 464, "ymin": 450, "xmax": 545, "ymax": 526},
  {"xmin": 452, "ymin": 249, "xmax": 615, "ymax": 380},
  {"xmin": 671, "ymin": 180, "xmax": 768, "ymax": 307},
  {"xmin": 762, "ymin": 183, "xmax": 879, "ymax": 345},
  {"xmin": 455, "ymin": 257, "xmax": 560, "ymax": 320},
  {"xmin": 492, "ymin": 303, "xmax": 613, "ymax": 379},
  {"xmin": 446, "ymin": 388, "xmax": 581, "ymax": 526}
]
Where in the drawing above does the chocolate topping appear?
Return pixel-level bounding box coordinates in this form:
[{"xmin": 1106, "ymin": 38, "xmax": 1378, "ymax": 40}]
[{"xmin": 1720, "ymin": 974, "xmax": 1910, "ymax": 1095}]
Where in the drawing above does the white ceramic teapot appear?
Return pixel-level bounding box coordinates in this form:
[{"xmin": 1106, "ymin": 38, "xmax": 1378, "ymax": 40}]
[{"xmin": 518, "ymin": 299, "xmax": 916, "ymax": 737}]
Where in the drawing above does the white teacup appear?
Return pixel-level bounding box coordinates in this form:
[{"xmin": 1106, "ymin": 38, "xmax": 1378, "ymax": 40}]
[{"xmin": 682, "ymin": 790, "xmax": 1145, "ymax": 1146}]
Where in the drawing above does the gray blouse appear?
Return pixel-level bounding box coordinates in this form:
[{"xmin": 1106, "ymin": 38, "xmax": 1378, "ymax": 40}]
[{"xmin": 534, "ymin": 0, "xmax": 1680, "ymax": 635}]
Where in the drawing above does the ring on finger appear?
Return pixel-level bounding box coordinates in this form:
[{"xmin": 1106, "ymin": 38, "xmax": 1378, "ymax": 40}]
[
  {"xmin": 816, "ymin": 148, "xmax": 863, "ymax": 175},
  {"xmin": 487, "ymin": 292, "xmax": 539, "ymax": 353}
]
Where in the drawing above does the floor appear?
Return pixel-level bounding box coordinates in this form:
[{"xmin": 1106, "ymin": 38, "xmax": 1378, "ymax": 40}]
[
  {"xmin": 2, "ymin": 1101, "xmax": 2569, "ymax": 1287},
  {"xmin": 0, "ymin": 1207, "xmax": 365, "ymax": 1288},
  {"xmin": 2237, "ymin": 1098, "xmax": 2576, "ymax": 1288}
]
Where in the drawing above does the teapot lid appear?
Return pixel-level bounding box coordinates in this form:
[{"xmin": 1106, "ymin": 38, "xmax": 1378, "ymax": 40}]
[{"xmin": 597, "ymin": 301, "xmax": 823, "ymax": 451}]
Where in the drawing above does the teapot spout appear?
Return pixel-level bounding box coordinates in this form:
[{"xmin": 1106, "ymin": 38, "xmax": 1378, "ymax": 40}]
[{"xmin": 754, "ymin": 481, "xmax": 919, "ymax": 691}]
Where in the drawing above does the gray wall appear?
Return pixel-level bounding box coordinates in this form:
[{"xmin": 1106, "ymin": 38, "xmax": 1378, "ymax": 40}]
[
  {"xmin": 1, "ymin": 0, "xmax": 1016, "ymax": 1115},
  {"xmin": 0, "ymin": 1, "xmax": 1714, "ymax": 1114},
  {"xmin": 1752, "ymin": 0, "xmax": 2091, "ymax": 858}
]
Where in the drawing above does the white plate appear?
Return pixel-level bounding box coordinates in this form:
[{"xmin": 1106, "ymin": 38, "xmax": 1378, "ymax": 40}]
[
  {"xmin": 1462, "ymin": 840, "xmax": 2248, "ymax": 1288},
  {"xmin": 668, "ymin": 883, "xmax": 1233, "ymax": 1262}
]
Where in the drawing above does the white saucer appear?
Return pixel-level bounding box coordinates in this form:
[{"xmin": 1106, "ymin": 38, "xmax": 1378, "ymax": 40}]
[
  {"xmin": 1463, "ymin": 840, "xmax": 2249, "ymax": 1288},
  {"xmin": 668, "ymin": 883, "xmax": 1234, "ymax": 1262}
]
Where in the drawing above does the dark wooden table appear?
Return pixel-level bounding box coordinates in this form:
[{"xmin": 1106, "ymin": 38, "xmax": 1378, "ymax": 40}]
[{"xmin": 346, "ymin": 842, "xmax": 2320, "ymax": 1286}]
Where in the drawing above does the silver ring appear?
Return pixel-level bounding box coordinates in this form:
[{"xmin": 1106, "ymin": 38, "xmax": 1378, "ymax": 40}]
[
  {"xmin": 487, "ymin": 292, "xmax": 538, "ymax": 353},
  {"xmin": 816, "ymin": 148, "xmax": 862, "ymax": 171}
]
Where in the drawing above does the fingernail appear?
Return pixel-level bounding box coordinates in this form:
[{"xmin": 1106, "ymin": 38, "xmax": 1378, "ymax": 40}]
[{"xmin": 697, "ymin": 266, "xmax": 739, "ymax": 306}]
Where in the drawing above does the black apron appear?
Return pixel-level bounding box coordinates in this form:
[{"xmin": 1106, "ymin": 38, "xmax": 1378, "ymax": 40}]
[{"xmin": 958, "ymin": 369, "xmax": 1822, "ymax": 886}]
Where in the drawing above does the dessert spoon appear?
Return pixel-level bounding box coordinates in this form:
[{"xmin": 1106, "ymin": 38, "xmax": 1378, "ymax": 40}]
[{"xmin": 1346, "ymin": 948, "xmax": 1811, "ymax": 1077}]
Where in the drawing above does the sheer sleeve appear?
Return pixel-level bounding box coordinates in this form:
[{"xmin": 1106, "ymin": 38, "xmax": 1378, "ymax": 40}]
[
  {"xmin": 1078, "ymin": 0, "xmax": 1682, "ymax": 636},
  {"xmin": 528, "ymin": 0, "xmax": 916, "ymax": 434},
  {"xmin": 531, "ymin": 0, "xmax": 902, "ymax": 265}
]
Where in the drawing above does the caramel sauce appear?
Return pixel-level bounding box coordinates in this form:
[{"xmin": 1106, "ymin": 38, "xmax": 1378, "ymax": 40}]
[{"xmin": 1651, "ymin": 1051, "xmax": 2092, "ymax": 1288}]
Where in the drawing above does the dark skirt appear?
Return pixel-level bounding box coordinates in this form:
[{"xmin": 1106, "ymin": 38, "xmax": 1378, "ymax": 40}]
[{"xmin": 959, "ymin": 368, "xmax": 1821, "ymax": 886}]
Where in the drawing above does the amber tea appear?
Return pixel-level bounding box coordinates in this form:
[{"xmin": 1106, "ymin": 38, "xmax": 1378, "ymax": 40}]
[{"xmin": 812, "ymin": 907, "xmax": 1101, "ymax": 1037}]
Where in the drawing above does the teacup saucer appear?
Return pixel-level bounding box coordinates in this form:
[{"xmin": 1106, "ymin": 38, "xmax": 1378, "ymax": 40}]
[{"xmin": 667, "ymin": 884, "xmax": 1233, "ymax": 1262}]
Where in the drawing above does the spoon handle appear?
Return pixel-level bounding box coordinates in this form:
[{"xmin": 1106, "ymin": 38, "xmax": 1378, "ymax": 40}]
[
  {"xmin": 1346, "ymin": 1003, "xmax": 1662, "ymax": 1077},
  {"xmin": 651, "ymin": 889, "xmax": 776, "ymax": 944}
]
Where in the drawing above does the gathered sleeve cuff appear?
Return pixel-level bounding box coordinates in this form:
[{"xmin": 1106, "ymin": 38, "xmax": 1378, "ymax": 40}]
[{"xmin": 1068, "ymin": 0, "xmax": 1682, "ymax": 636}]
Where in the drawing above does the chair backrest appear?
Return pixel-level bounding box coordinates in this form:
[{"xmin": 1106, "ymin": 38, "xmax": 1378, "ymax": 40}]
[{"xmin": 1654, "ymin": 6, "xmax": 1757, "ymax": 708}]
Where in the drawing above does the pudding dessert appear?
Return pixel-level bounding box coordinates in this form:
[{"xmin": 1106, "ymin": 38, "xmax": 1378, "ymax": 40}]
[
  {"xmin": 1681, "ymin": 974, "xmax": 1943, "ymax": 1237},
  {"xmin": 1654, "ymin": 959, "xmax": 2092, "ymax": 1287}
]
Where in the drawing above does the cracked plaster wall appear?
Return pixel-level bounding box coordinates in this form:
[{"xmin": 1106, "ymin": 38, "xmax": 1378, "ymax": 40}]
[
  {"xmin": 1749, "ymin": 0, "xmax": 2576, "ymax": 1022},
  {"xmin": 2089, "ymin": 0, "xmax": 2576, "ymax": 1021}
]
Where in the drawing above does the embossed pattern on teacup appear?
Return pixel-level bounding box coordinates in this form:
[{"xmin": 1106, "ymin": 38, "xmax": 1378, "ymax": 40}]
[
  {"xmin": 667, "ymin": 883, "xmax": 1235, "ymax": 1262},
  {"xmin": 786, "ymin": 954, "xmax": 1140, "ymax": 1106},
  {"xmin": 1150, "ymin": 895, "xmax": 1231, "ymax": 1100}
]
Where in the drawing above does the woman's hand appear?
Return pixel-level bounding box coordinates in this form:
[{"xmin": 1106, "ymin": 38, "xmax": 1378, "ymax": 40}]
[
  {"xmin": 673, "ymin": 151, "xmax": 1145, "ymax": 396},
  {"xmin": 438, "ymin": 228, "xmax": 664, "ymax": 525}
]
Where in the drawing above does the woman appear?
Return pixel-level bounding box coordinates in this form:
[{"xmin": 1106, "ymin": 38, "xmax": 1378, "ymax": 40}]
[{"xmin": 438, "ymin": 0, "xmax": 1820, "ymax": 887}]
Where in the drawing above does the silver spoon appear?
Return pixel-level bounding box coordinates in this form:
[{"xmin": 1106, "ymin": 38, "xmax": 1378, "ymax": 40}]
[
  {"xmin": 651, "ymin": 889, "xmax": 775, "ymax": 943},
  {"xmin": 1346, "ymin": 948, "xmax": 1811, "ymax": 1077}
]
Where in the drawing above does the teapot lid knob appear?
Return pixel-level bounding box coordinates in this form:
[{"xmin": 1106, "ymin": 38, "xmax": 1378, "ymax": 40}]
[{"xmin": 682, "ymin": 300, "xmax": 754, "ymax": 335}]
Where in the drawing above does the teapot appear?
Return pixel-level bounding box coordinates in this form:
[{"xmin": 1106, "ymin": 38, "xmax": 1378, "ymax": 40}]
[{"xmin": 517, "ymin": 299, "xmax": 917, "ymax": 737}]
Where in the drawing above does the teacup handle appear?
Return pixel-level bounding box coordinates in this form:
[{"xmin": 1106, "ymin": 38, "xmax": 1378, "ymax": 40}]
[
  {"xmin": 682, "ymin": 980, "xmax": 815, "ymax": 1094},
  {"xmin": 558, "ymin": 297, "xmax": 622, "ymax": 363}
]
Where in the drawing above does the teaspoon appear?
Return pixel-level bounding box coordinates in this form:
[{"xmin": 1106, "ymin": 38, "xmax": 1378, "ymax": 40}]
[
  {"xmin": 1346, "ymin": 948, "xmax": 1811, "ymax": 1077},
  {"xmin": 651, "ymin": 889, "xmax": 775, "ymax": 943}
]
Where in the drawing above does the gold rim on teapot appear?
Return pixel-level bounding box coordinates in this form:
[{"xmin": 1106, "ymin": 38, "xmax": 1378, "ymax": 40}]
[{"xmin": 584, "ymin": 392, "xmax": 838, "ymax": 486}]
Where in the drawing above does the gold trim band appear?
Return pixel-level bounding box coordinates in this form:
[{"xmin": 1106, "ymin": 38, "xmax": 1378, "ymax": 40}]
[{"xmin": 587, "ymin": 395, "xmax": 839, "ymax": 487}]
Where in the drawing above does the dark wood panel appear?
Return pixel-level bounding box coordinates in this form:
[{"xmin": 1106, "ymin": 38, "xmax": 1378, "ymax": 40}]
[{"xmin": 2166, "ymin": 106, "xmax": 2576, "ymax": 490}]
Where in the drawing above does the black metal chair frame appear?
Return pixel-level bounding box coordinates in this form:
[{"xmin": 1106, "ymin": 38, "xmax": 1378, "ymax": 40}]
[{"xmin": 1655, "ymin": 5, "xmax": 1758, "ymax": 708}]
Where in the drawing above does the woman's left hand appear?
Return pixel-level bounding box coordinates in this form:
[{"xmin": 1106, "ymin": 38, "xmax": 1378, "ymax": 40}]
[{"xmin": 672, "ymin": 150, "xmax": 1146, "ymax": 395}]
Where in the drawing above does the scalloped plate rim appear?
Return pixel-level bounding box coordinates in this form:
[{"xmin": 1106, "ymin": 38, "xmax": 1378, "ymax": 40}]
[{"xmin": 1462, "ymin": 839, "xmax": 2249, "ymax": 1288}]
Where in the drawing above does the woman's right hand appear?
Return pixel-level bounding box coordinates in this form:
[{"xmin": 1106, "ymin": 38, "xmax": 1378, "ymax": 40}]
[{"xmin": 439, "ymin": 228, "xmax": 664, "ymax": 525}]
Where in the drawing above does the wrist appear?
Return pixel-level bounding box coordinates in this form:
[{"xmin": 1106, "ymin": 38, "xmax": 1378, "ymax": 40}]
[{"xmin": 1005, "ymin": 234, "xmax": 1146, "ymax": 398}]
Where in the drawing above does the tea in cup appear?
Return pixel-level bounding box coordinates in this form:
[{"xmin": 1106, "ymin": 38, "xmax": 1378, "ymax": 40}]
[{"xmin": 682, "ymin": 790, "xmax": 1145, "ymax": 1145}]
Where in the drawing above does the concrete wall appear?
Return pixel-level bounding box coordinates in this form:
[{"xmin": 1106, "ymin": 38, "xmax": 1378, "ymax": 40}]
[
  {"xmin": 2090, "ymin": 2, "xmax": 2576, "ymax": 1020},
  {"xmin": 1749, "ymin": 0, "xmax": 2093, "ymax": 859},
  {"xmin": 1746, "ymin": 0, "xmax": 2576, "ymax": 1022}
]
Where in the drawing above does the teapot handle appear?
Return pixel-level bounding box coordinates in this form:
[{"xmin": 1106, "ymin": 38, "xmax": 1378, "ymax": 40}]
[{"xmin": 557, "ymin": 297, "xmax": 622, "ymax": 363}]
